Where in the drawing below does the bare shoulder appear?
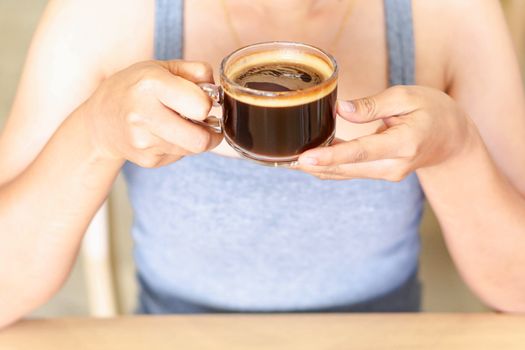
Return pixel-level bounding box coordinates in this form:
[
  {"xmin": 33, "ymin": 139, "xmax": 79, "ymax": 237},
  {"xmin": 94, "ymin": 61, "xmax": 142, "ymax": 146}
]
[
  {"xmin": 413, "ymin": 0, "xmax": 502, "ymax": 25},
  {"xmin": 40, "ymin": 0, "xmax": 155, "ymax": 75},
  {"xmin": 415, "ymin": 0, "xmax": 525, "ymax": 194},
  {"xmin": 412, "ymin": 0, "xmax": 506, "ymax": 89},
  {"xmin": 0, "ymin": 0, "xmax": 155, "ymax": 182}
]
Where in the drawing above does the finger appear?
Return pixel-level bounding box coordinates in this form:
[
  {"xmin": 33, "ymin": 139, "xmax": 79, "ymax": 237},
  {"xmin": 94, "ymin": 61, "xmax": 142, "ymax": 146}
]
[
  {"xmin": 158, "ymin": 60, "xmax": 214, "ymax": 120},
  {"xmin": 129, "ymin": 140, "xmax": 188, "ymax": 168},
  {"xmin": 154, "ymin": 137, "xmax": 193, "ymax": 157},
  {"xmin": 375, "ymin": 121, "xmax": 388, "ymax": 133},
  {"xmin": 337, "ymin": 85, "xmax": 421, "ymax": 124},
  {"xmin": 154, "ymin": 154, "xmax": 185, "ymax": 167},
  {"xmin": 127, "ymin": 152, "xmax": 163, "ymax": 169},
  {"xmin": 156, "ymin": 73, "xmax": 213, "ymax": 121},
  {"xmin": 286, "ymin": 162, "xmax": 347, "ymax": 180},
  {"xmin": 297, "ymin": 158, "xmax": 407, "ymax": 182},
  {"xmin": 158, "ymin": 60, "xmax": 214, "ymax": 84},
  {"xmin": 298, "ymin": 132, "xmax": 400, "ymax": 166},
  {"xmin": 128, "ymin": 126, "xmax": 191, "ymax": 156},
  {"xmin": 144, "ymin": 107, "xmax": 223, "ymax": 154},
  {"xmin": 307, "ymin": 172, "xmax": 350, "ymax": 181}
]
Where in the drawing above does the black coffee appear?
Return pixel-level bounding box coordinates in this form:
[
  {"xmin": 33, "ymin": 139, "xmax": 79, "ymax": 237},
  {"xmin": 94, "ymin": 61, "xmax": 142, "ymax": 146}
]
[
  {"xmin": 235, "ymin": 63, "xmax": 324, "ymax": 92},
  {"xmin": 224, "ymin": 62, "xmax": 336, "ymax": 159}
]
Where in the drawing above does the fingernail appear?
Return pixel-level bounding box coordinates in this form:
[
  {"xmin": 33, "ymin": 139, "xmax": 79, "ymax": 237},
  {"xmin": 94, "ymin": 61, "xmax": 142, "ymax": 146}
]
[
  {"xmin": 300, "ymin": 157, "xmax": 318, "ymax": 166},
  {"xmin": 338, "ymin": 100, "xmax": 356, "ymax": 113}
]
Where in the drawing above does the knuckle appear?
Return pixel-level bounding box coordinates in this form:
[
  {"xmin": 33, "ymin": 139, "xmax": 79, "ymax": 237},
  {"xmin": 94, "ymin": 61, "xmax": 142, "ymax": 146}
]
[
  {"xmin": 134, "ymin": 77, "xmax": 158, "ymax": 93},
  {"xmin": 137, "ymin": 156, "xmax": 160, "ymax": 168},
  {"xmin": 385, "ymin": 173, "xmax": 402, "ymax": 182},
  {"xmin": 354, "ymin": 148, "xmax": 368, "ymax": 162},
  {"xmin": 192, "ymin": 61, "xmax": 213, "ymax": 80},
  {"xmin": 132, "ymin": 137, "xmax": 152, "ymax": 150},
  {"xmin": 315, "ymin": 166, "xmax": 342, "ymax": 179},
  {"xmin": 390, "ymin": 85, "xmax": 422, "ymax": 107},
  {"xmin": 316, "ymin": 173, "xmax": 330, "ymax": 181},
  {"xmin": 385, "ymin": 169, "xmax": 408, "ymax": 182},
  {"xmin": 358, "ymin": 97, "xmax": 377, "ymax": 119},
  {"xmin": 349, "ymin": 141, "xmax": 368, "ymax": 162},
  {"xmin": 391, "ymin": 85, "xmax": 415, "ymax": 99},
  {"xmin": 129, "ymin": 128, "xmax": 154, "ymax": 150},
  {"xmin": 126, "ymin": 112, "xmax": 144, "ymax": 125},
  {"xmin": 151, "ymin": 159, "xmax": 168, "ymax": 168},
  {"xmin": 192, "ymin": 131, "xmax": 212, "ymax": 153},
  {"xmin": 399, "ymin": 140, "xmax": 419, "ymax": 159}
]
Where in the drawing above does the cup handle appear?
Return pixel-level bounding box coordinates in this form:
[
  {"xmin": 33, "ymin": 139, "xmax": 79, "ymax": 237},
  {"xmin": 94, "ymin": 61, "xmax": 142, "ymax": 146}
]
[{"xmin": 196, "ymin": 83, "xmax": 224, "ymax": 133}]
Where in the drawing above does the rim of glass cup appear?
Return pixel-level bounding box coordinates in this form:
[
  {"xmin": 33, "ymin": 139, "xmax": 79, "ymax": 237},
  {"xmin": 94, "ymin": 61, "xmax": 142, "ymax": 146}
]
[{"xmin": 220, "ymin": 41, "xmax": 338, "ymax": 98}]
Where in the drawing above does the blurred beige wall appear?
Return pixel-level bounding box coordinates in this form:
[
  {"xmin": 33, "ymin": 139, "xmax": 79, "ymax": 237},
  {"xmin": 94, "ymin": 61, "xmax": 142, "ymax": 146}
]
[
  {"xmin": 1, "ymin": 0, "xmax": 523, "ymax": 316},
  {"xmin": 0, "ymin": 0, "xmax": 89, "ymax": 317},
  {"xmin": 0, "ymin": 1, "xmax": 47, "ymax": 128},
  {"xmin": 502, "ymin": 0, "xmax": 525, "ymax": 68}
]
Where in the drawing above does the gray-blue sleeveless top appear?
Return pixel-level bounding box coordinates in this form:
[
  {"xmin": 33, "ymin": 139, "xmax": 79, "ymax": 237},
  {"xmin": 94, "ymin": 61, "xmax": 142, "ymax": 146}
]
[{"xmin": 124, "ymin": 0, "xmax": 424, "ymax": 313}]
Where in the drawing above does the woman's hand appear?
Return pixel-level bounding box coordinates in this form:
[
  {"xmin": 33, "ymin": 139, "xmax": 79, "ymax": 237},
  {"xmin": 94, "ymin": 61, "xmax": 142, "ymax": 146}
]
[
  {"xmin": 294, "ymin": 86, "xmax": 476, "ymax": 181},
  {"xmin": 80, "ymin": 60, "xmax": 222, "ymax": 168}
]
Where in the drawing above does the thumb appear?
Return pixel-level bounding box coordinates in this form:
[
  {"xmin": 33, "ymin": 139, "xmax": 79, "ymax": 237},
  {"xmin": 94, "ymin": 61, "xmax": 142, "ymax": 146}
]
[{"xmin": 337, "ymin": 86, "xmax": 418, "ymax": 124}]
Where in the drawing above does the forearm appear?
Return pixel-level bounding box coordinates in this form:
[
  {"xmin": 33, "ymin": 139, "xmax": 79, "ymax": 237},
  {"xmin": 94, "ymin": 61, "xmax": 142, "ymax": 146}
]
[
  {"xmin": 0, "ymin": 108, "xmax": 123, "ymax": 326},
  {"xmin": 417, "ymin": 124, "xmax": 525, "ymax": 312}
]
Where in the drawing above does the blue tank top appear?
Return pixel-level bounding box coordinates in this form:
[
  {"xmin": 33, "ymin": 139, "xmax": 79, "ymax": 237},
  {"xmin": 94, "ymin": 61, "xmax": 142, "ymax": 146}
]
[{"xmin": 124, "ymin": 0, "xmax": 424, "ymax": 313}]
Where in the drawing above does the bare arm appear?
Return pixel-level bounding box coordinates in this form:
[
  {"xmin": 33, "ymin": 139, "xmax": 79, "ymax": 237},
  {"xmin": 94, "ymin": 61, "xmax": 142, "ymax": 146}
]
[
  {"xmin": 417, "ymin": 0, "xmax": 525, "ymax": 311},
  {"xmin": 0, "ymin": 0, "xmax": 220, "ymax": 327},
  {"xmin": 0, "ymin": 0, "xmax": 124, "ymax": 326},
  {"xmin": 295, "ymin": 0, "xmax": 525, "ymax": 311},
  {"xmin": 0, "ymin": 107, "xmax": 123, "ymax": 327}
]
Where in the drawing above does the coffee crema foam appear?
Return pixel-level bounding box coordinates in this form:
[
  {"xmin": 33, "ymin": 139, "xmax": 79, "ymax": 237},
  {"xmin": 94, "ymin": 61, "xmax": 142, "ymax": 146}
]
[{"xmin": 222, "ymin": 49, "xmax": 337, "ymax": 107}]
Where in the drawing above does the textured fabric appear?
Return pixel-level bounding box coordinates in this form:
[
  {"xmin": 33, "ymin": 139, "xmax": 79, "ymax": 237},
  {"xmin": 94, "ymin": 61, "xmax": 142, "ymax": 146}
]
[
  {"xmin": 137, "ymin": 269, "xmax": 421, "ymax": 313},
  {"xmin": 154, "ymin": 0, "xmax": 184, "ymax": 61},
  {"xmin": 125, "ymin": 0, "xmax": 423, "ymax": 313},
  {"xmin": 384, "ymin": 0, "xmax": 415, "ymax": 86}
]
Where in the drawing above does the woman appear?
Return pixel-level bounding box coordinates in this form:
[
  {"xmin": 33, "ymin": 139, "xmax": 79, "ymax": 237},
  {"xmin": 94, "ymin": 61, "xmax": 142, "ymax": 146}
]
[{"xmin": 1, "ymin": 0, "xmax": 525, "ymax": 325}]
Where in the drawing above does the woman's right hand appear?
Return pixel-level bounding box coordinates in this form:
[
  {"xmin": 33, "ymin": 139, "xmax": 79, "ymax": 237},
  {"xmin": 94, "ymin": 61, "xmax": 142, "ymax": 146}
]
[{"xmin": 80, "ymin": 60, "xmax": 223, "ymax": 168}]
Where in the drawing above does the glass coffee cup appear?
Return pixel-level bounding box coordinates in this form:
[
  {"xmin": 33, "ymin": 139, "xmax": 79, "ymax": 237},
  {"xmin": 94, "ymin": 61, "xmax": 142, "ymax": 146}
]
[{"xmin": 197, "ymin": 41, "xmax": 338, "ymax": 166}]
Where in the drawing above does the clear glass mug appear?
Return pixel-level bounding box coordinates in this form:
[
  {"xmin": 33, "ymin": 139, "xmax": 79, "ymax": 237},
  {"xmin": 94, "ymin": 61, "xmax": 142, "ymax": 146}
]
[{"xmin": 196, "ymin": 41, "xmax": 338, "ymax": 166}]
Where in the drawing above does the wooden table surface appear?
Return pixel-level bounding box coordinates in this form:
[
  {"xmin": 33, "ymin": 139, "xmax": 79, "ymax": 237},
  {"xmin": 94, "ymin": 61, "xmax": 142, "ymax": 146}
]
[{"xmin": 1, "ymin": 314, "xmax": 524, "ymax": 350}]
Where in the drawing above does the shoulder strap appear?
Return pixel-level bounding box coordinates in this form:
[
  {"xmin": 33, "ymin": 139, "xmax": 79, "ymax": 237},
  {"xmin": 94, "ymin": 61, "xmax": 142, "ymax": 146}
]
[
  {"xmin": 384, "ymin": 0, "xmax": 415, "ymax": 86},
  {"xmin": 155, "ymin": 0, "xmax": 184, "ymax": 60}
]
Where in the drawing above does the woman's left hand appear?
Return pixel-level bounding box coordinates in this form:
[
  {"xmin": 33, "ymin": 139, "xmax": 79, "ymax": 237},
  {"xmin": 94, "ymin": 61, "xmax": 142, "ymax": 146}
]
[{"xmin": 293, "ymin": 86, "xmax": 476, "ymax": 181}]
